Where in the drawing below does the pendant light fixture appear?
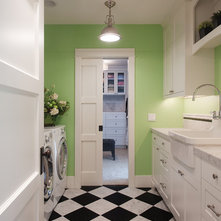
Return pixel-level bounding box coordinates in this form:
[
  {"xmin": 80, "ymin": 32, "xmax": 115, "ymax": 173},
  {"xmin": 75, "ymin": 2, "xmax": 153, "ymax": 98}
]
[{"xmin": 99, "ymin": 0, "xmax": 120, "ymax": 42}]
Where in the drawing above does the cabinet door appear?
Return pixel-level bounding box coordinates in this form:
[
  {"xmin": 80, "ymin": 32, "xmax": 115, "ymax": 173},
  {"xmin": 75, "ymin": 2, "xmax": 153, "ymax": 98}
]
[
  {"xmin": 107, "ymin": 72, "xmax": 115, "ymax": 94},
  {"xmin": 152, "ymin": 144, "xmax": 160, "ymax": 185},
  {"xmin": 170, "ymin": 166, "xmax": 185, "ymax": 221},
  {"xmin": 185, "ymin": 180, "xmax": 201, "ymax": 221},
  {"xmin": 164, "ymin": 21, "xmax": 173, "ymax": 96},
  {"xmin": 172, "ymin": 5, "xmax": 185, "ymax": 94},
  {"xmin": 117, "ymin": 72, "xmax": 125, "ymax": 94}
]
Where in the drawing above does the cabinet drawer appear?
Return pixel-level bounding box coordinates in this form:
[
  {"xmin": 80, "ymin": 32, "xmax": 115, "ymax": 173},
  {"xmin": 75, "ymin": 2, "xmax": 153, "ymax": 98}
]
[
  {"xmin": 105, "ymin": 112, "xmax": 126, "ymax": 119},
  {"xmin": 152, "ymin": 134, "xmax": 160, "ymax": 146},
  {"xmin": 159, "ymin": 152, "xmax": 169, "ymax": 175},
  {"xmin": 159, "ymin": 175, "xmax": 170, "ymax": 203},
  {"xmin": 105, "ymin": 119, "xmax": 126, "ymax": 127},
  {"xmin": 159, "ymin": 137, "xmax": 170, "ymax": 154},
  {"xmin": 202, "ymin": 160, "xmax": 221, "ymax": 192},
  {"xmin": 172, "ymin": 156, "xmax": 201, "ymax": 188},
  {"xmin": 105, "ymin": 128, "xmax": 125, "ymax": 135},
  {"xmin": 202, "ymin": 180, "xmax": 221, "ymax": 220}
]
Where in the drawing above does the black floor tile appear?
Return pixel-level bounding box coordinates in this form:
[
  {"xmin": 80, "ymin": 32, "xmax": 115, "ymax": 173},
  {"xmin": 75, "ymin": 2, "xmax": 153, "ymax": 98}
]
[
  {"xmin": 104, "ymin": 185, "xmax": 128, "ymax": 191},
  {"xmin": 138, "ymin": 187, "xmax": 152, "ymax": 192},
  {"xmin": 81, "ymin": 186, "xmax": 101, "ymax": 192},
  {"xmin": 136, "ymin": 192, "xmax": 162, "ymax": 205},
  {"xmin": 104, "ymin": 192, "xmax": 132, "ymax": 205},
  {"xmin": 58, "ymin": 195, "xmax": 68, "ymax": 203},
  {"xmin": 72, "ymin": 192, "xmax": 100, "ymax": 206},
  {"xmin": 49, "ymin": 211, "xmax": 61, "ymax": 220},
  {"xmin": 64, "ymin": 207, "xmax": 99, "ymax": 221},
  {"xmin": 140, "ymin": 206, "xmax": 173, "ymax": 221},
  {"xmin": 103, "ymin": 207, "xmax": 136, "ymax": 221}
]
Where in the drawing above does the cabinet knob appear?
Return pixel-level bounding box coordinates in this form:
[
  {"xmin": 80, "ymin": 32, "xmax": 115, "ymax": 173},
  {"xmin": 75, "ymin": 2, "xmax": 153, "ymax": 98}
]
[
  {"xmin": 207, "ymin": 204, "xmax": 221, "ymax": 217},
  {"xmin": 156, "ymin": 147, "xmax": 159, "ymax": 151},
  {"xmin": 212, "ymin": 174, "xmax": 218, "ymax": 180},
  {"xmin": 162, "ymin": 142, "xmax": 165, "ymax": 145},
  {"xmin": 160, "ymin": 183, "xmax": 166, "ymax": 189},
  {"xmin": 178, "ymin": 170, "xmax": 184, "ymax": 176},
  {"xmin": 169, "ymin": 90, "xmax": 174, "ymax": 93},
  {"xmin": 154, "ymin": 137, "xmax": 156, "ymax": 140}
]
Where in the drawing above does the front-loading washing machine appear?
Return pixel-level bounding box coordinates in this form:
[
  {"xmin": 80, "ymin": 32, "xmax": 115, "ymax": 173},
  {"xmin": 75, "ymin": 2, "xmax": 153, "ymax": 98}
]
[
  {"xmin": 45, "ymin": 125, "xmax": 68, "ymax": 207},
  {"xmin": 43, "ymin": 130, "xmax": 55, "ymax": 221}
]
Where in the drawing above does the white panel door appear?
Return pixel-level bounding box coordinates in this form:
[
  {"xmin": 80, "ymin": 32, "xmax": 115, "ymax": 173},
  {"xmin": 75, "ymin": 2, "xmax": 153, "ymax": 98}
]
[
  {"xmin": 79, "ymin": 59, "xmax": 103, "ymax": 185},
  {"xmin": 0, "ymin": 0, "xmax": 44, "ymax": 220}
]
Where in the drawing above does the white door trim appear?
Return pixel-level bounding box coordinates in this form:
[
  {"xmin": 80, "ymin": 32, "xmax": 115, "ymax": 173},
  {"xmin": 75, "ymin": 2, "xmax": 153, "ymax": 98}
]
[{"xmin": 75, "ymin": 48, "xmax": 135, "ymax": 188}]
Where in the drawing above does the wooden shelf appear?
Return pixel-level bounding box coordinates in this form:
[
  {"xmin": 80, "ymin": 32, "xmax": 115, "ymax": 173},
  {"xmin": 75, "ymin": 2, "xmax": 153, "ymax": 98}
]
[{"xmin": 193, "ymin": 25, "xmax": 221, "ymax": 54}]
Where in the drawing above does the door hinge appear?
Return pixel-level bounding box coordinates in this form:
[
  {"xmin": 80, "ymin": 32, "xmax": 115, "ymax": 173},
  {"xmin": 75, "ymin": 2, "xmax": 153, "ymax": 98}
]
[{"xmin": 99, "ymin": 125, "xmax": 103, "ymax": 131}]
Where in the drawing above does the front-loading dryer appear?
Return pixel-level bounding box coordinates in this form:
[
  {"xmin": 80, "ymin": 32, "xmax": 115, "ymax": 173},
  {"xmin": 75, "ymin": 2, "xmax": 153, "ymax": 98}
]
[
  {"xmin": 45, "ymin": 125, "xmax": 68, "ymax": 207},
  {"xmin": 43, "ymin": 130, "xmax": 55, "ymax": 221}
]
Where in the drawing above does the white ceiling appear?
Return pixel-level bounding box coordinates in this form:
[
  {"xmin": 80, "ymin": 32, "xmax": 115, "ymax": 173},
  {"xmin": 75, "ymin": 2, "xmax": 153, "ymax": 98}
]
[{"xmin": 44, "ymin": 0, "xmax": 183, "ymax": 24}]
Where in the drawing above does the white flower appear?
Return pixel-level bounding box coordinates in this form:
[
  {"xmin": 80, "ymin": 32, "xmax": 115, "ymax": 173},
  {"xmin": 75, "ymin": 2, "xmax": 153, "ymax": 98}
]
[
  {"xmin": 50, "ymin": 108, "xmax": 59, "ymax": 116},
  {"xmin": 59, "ymin": 100, "xmax": 67, "ymax": 106},
  {"xmin": 50, "ymin": 93, "xmax": 58, "ymax": 100}
]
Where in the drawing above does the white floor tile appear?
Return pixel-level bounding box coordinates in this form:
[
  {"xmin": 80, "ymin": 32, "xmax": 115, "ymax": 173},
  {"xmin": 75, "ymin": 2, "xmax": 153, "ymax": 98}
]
[
  {"xmin": 52, "ymin": 217, "xmax": 69, "ymax": 221},
  {"xmin": 119, "ymin": 187, "xmax": 145, "ymax": 198},
  {"xmin": 91, "ymin": 215, "xmax": 110, "ymax": 221},
  {"xmin": 155, "ymin": 201, "xmax": 169, "ymax": 212},
  {"xmin": 54, "ymin": 199, "xmax": 82, "ymax": 216},
  {"xmin": 63, "ymin": 188, "xmax": 86, "ymax": 199},
  {"xmin": 85, "ymin": 199, "xmax": 117, "ymax": 215},
  {"xmin": 89, "ymin": 186, "xmax": 115, "ymax": 198},
  {"xmin": 120, "ymin": 199, "xmax": 152, "ymax": 215},
  {"xmin": 130, "ymin": 215, "xmax": 151, "ymax": 221}
]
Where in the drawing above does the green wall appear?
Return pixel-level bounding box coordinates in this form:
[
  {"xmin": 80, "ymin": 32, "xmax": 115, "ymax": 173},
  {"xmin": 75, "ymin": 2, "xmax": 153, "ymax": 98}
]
[{"xmin": 44, "ymin": 25, "xmax": 184, "ymax": 176}]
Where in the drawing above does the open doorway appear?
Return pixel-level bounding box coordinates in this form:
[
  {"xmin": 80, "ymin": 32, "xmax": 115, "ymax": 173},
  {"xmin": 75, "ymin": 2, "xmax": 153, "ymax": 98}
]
[{"xmin": 102, "ymin": 59, "xmax": 128, "ymax": 185}]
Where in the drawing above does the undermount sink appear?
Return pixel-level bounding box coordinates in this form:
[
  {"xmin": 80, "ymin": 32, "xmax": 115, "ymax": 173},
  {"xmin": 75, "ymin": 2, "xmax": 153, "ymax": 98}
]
[{"xmin": 169, "ymin": 124, "xmax": 221, "ymax": 168}]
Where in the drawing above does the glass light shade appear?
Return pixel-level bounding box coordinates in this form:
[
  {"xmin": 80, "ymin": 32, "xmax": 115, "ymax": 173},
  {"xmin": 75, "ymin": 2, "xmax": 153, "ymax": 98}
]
[{"xmin": 99, "ymin": 26, "xmax": 120, "ymax": 42}]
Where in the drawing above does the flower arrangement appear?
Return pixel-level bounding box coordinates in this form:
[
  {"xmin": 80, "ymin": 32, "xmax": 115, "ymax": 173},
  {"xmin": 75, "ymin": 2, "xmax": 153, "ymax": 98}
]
[{"xmin": 44, "ymin": 85, "xmax": 70, "ymax": 126}]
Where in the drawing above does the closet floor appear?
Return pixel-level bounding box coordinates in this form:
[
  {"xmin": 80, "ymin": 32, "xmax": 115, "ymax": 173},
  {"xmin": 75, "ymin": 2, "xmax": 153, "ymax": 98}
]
[{"xmin": 49, "ymin": 185, "xmax": 174, "ymax": 221}]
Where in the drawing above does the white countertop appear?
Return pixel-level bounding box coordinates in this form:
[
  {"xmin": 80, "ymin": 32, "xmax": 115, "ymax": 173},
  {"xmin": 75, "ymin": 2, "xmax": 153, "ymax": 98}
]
[{"xmin": 152, "ymin": 127, "xmax": 221, "ymax": 168}]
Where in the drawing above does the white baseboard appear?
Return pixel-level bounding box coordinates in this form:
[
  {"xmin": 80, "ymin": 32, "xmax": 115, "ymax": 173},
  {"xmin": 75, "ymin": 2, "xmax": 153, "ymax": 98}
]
[
  {"xmin": 66, "ymin": 176, "xmax": 79, "ymax": 188},
  {"xmin": 134, "ymin": 175, "xmax": 153, "ymax": 188},
  {"xmin": 66, "ymin": 175, "xmax": 153, "ymax": 188}
]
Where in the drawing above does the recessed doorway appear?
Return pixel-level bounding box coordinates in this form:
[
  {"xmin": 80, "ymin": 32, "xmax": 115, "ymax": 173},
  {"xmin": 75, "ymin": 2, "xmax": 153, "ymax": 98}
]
[{"xmin": 75, "ymin": 49, "xmax": 135, "ymax": 188}]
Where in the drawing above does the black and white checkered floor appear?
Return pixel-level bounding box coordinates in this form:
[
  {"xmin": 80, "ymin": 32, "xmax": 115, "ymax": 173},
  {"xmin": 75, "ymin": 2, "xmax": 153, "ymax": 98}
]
[{"xmin": 49, "ymin": 185, "xmax": 174, "ymax": 221}]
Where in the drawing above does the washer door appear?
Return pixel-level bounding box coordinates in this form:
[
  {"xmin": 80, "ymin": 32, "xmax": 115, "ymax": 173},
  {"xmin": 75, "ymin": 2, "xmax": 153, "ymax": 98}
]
[
  {"xmin": 56, "ymin": 137, "xmax": 68, "ymax": 180},
  {"xmin": 43, "ymin": 146, "xmax": 53, "ymax": 202}
]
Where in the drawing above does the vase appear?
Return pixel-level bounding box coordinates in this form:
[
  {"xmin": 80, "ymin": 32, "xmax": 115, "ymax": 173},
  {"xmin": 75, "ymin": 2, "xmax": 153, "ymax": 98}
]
[{"xmin": 44, "ymin": 114, "xmax": 56, "ymax": 127}]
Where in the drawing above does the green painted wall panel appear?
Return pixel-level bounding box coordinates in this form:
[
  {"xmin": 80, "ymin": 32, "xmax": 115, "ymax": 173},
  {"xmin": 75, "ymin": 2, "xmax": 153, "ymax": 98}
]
[{"xmin": 45, "ymin": 25, "xmax": 184, "ymax": 176}]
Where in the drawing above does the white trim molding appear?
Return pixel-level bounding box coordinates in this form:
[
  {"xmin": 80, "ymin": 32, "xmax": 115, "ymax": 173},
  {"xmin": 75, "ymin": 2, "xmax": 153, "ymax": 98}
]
[
  {"xmin": 135, "ymin": 175, "xmax": 153, "ymax": 188},
  {"xmin": 66, "ymin": 176, "xmax": 79, "ymax": 188},
  {"xmin": 75, "ymin": 48, "xmax": 135, "ymax": 187}
]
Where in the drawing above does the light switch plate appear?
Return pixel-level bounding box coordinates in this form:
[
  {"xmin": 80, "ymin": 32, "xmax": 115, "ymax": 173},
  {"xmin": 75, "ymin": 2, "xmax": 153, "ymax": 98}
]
[{"xmin": 148, "ymin": 113, "xmax": 156, "ymax": 121}]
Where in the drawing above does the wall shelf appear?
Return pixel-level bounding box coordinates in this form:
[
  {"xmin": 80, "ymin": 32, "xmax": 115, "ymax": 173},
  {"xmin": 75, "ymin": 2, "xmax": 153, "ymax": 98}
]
[{"xmin": 193, "ymin": 25, "xmax": 221, "ymax": 54}]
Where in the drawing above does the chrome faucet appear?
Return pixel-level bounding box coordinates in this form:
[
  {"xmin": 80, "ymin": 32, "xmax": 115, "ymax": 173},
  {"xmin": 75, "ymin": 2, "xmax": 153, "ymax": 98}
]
[{"xmin": 192, "ymin": 84, "xmax": 221, "ymax": 119}]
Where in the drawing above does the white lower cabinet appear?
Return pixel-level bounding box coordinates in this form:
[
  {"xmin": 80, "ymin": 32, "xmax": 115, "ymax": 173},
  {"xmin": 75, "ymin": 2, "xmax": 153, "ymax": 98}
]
[{"xmin": 152, "ymin": 132, "xmax": 201, "ymax": 221}]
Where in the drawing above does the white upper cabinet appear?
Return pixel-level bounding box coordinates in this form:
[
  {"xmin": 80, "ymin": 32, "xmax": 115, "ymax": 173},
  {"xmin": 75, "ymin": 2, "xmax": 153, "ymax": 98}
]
[
  {"xmin": 103, "ymin": 71, "xmax": 127, "ymax": 95},
  {"xmin": 163, "ymin": 1, "xmax": 215, "ymax": 98}
]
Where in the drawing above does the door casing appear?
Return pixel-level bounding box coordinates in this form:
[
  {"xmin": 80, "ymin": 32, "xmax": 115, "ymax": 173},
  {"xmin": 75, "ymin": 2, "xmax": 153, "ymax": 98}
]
[{"xmin": 75, "ymin": 48, "xmax": 135, "ymax": 187}]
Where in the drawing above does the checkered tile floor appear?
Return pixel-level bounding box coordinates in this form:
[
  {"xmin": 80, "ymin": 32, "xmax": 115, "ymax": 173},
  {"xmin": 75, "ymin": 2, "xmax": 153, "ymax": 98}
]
[{"xmin": 49, "ymin": 185, "xmax": 175, "ymax": 221}]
